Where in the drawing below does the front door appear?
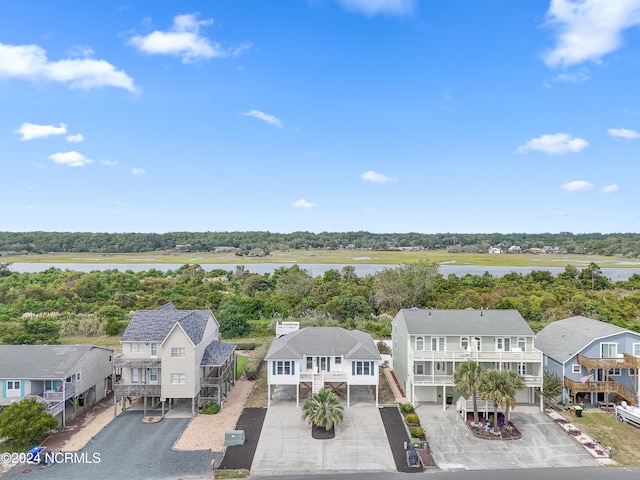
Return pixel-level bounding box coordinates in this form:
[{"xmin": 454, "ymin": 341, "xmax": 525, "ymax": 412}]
[
  {"xmin": 435, "ymin": 361, "xmax": 446, "ymax": 375},
  {"xmin": 317, "ymin": 357, "xmax": 330, "ymax": 373}
]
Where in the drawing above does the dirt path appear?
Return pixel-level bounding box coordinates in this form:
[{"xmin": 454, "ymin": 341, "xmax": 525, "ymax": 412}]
[{"xmin": 173, "ymin": 377, "xmax": 253, "ymax": 451}]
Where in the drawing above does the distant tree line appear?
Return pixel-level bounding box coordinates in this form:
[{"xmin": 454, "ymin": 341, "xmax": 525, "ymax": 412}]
[
  {"xmin": 2, "ymin": 231, "xmax": 640, "ymax": 257},
  {"xmin": 1, "ymin": 261, "xmax": 639, "ymax": 344}
]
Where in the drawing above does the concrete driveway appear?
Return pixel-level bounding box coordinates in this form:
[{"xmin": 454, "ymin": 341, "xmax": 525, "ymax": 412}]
[
  {"xmin": 251, "ymin": 396, "xmax": 396, "ymax": 475},
  {"xmin": 3, "ymin": 411, "xmax": 217, "ymax": 480},
  {"xmin": 417, "ymin": 405, "xmax": 599, "ymax": 470}
]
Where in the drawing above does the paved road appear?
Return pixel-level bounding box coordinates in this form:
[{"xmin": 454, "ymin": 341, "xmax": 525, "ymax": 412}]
[
  {"xmin": 2, "ymin": 411, "xmax": 217, "ymax": 480},
  {"xmin": 250, "ymin": 467, "xmax": 640, "ymax": 480}
]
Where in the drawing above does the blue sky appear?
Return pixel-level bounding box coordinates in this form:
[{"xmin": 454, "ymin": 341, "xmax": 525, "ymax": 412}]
[{"xmin": 1, "ymin": 0, "xmax": 639, "ymax": 234}]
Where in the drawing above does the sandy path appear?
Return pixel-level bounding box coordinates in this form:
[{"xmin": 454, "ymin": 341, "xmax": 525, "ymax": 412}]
[
  {"xmin": 61, "ymin": 403, "xmax": 123, "ymax": 451},
  {"xmin": 173, "ymin": 377, "xmax": 253, "ymax": 452}
]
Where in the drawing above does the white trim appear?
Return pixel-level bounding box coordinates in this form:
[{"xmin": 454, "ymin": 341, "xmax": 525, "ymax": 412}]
[{"xmin": 572, "ymin": 364, "xmax": 581, "ymax": 374}]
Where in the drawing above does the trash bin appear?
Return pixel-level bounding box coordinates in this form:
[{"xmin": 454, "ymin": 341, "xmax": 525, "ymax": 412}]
[
  {"xmin": 446, "ymin": 394, "xmax": 453, "ymax": 405},
  {"xmin": 574, "ymin": 405, "xmax": 583, "ymax": 417}
]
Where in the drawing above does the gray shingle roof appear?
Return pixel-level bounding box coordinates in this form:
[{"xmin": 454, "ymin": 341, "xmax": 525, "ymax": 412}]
[
  {"xmin": 535, "ymin": 316, "xmax": 633, "ymax": 364},
  {"xmin": 201, "ymin": 340, "xmax": 235, "ymax": 366},
  {"xmin": 0, "ymin": 345, "xmax": 112, "ymax": 379},
  {"xmin": 395, "ymin": 308, "xmax": 534, "ymax": 336},
  {"xmin": 265, "ymin": 327, "xmax": 381, "ymax": 361},
  {"xmin": 121, "ymin": 302, "xmax": 214, "ymax": 345}
]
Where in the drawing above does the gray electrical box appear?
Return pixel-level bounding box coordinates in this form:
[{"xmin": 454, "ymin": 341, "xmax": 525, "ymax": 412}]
[{"xmin": 224, "ymin": 430, "xmax": 246, "ymax": 446}]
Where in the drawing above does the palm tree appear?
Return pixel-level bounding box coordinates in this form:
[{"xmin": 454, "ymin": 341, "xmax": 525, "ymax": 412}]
[
  {"xmin": 453, "ymin": 361, "xmax": 486, "ymax": 425},
  {"xmin": 301, "ymin": 388, "xmax": 344, "ymax": 434},
  {"xmin": 479, "ymin": 370, "xmax": 504, "ymax": 433},
  {"xmin": 502, "ymin": 370, "xmax": 525, "ymax": 422}
]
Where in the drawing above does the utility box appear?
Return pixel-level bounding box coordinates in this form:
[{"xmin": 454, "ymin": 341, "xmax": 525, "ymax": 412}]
[{"xmin": 224, "ymin": 430, "xmax": 246, "ymax": 446}]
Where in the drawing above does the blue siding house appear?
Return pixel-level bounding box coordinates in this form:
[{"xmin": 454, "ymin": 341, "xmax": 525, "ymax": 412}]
[{"xmin": 536, "ymin": 316, "xmax": 640, "ymax": 407}]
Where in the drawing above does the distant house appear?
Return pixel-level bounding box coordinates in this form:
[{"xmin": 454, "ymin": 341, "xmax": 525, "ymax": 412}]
[
  {"xmin": 535, "ymin": 316, "xmax": 640, "ymax": 407},
  {"xmin": 264, "ymin": 327, "xmax": 382, "ymax": 407},
  {"xmin": 0, "ymin": 345, "xmax": 114, "ymax": 425},
  {"xmin": 213, "ymin": 246, "xmax": 239, "ymax": 253},
  {"xmin": 345, "ymin": 244, "xmax": 356, "ymax": 249},
  {"xmin": 175, "ymin": 244, "xmax": 191, "ymax": 252},
  {"xmin": 488, "ymin": 245, "xmax": 503, "ymax": 254},
  {"xmin": 507, "ymin": 245, "xmax": 522, "ymax": 254},
  {"xmin": 541, "ymin": 246, "xmax": 559, "ymax": 254},
  {"xmin": 392, "ymin": 308, "xmax": 543, "ymax": 410},
  {"xmin": 114, "ymin": 303, "xmax": 236, "ymax": 417},
  {"xmin": 528, "ymin": 247, "xmax": 544, "ymax": 254}
]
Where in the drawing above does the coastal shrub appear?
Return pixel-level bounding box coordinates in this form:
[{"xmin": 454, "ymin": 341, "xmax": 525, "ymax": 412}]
[
  {"xmin": 202, "ymin": 402, "xmax": 221, "ymax": 414},
  {"xmin": 410, "ymin": 427, "xmax": 425, "ymax": 439},
  {"xmin": 245, "ymin": 344, "xmax": 268, "ymax": 380},
  {"xmin": 400, "ymin": 403, "xmax": 415, "ymax": 414},
  {"xmin": 404, "ymin": 414, "xmax": 420, "ymax": 426}
]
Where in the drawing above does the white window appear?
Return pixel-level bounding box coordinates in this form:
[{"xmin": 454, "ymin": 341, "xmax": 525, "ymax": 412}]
[
  {"xmin": 76, "ymin": 372, "xmax": 81, "ymax": 381},
  {"xmin": 415, "ymin": 336, "xmax": 424, "ymax": 351},
  {"xmin": 431, "ymin": 337, "xmax": 445, "ymax": 351},
  {"xmin": 132, "ymin": 369, "xmax": 139, "ymax": 383},
  {"xmin": 608, "ymin": 368, "xmax": 621, "ymax": 376},
  {"xmin": 149, "ymin": 368, "xmax": 158, "ymax": 384},
  {"xmin": 496, "ymin": 338, "xmax": 510, "ymax": 352},
  {"xmin": 150, "ymin": 343, "xmax": 158, "ymax": 358},
  {"xmin": 171, "ymin": 373, "xmax": 186, "ymax": 385},
  {"xmin": 415, "ymin": 363, "xmax": 424, "ymax": 375},
  {"xmin": 171, "ymin": 347, "xmax": 186, "ymax": 358},
  {"xmin": 601, "ymin": 343, "xmax": 617, "ymax": 358},
  {"xmin": 130, "ymin": 343, "xmax": 142, "ymax": 353},
  {"xmin": 572, "ymin": 364, "xmax": 581, "ymax": 374},
  {"xmin": 5, "ymin": 381, "xmax": 21, "ymax": 397},
  {"xmin": 518, "ymin": 337, "xmax": 526, "ymax": 351},
  {"xmin": 460, "ymin": 337, "xmax": 469, "ymax": 350},
  {"xmin": 334, "ymin": 357, "xmax": 342, "ymax": 365},
  {"xmin": 518, "ymin": 364, "xmax": 527, "ymax": 375},
  {"xmin": 306, "ymin": 357, "xmax": 313, "ymax": 370},
  {"xmin": 44, "ymin": 380, "xmax": 55, "ymax": 390},
  {"xmin": 355, "ymin": 361, "xmax": 371, "ymax": 375},
  {"xmin": 633, "ymin": 343, "xmax": 640, "ymax": 356},
  {"xmin": 276, "ymin": 361, "xmax": 292, "ymax": 375},
  {"xmin": 66, "ymin": 376, "xmax": 72, "ymax": 383}
]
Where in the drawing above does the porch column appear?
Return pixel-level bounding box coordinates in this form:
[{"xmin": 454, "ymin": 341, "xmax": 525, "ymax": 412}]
[
  {"xmin": 442, "ymin": 387, "xmax": 446, "ymax": 411},
  {"xmin": 347, "ymin": 384, "xmax": 350, "ymax": 407},
  {"xmin": 113, "ymin": 391, "xmax": 117, "ymax": 418},
  {"xmin": 143, "ymin": 396, "xmax": 147, "ymax": 417},
  {"xmin": 192, "ymin": 396, "xmax": 196, "ymax": 417},
  {"xmin": 62, "ymin": 381, "xmax": 66, "ymax": 426},
  {"xmin": 375, "ymin": 384, "xmax": 378, "ymax": 408},
  {"xmin": 296, "ymin": 384, "xmax": 299, "ymax": 407},
  {"xmin": 267, "ymin": 383, "xmax": 271, "ymax": 407}
]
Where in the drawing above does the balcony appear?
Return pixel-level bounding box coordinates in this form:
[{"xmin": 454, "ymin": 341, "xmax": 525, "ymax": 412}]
[
  {"xmin": 564, "ymin": 376, "xmax": 636, "ymax": 405},
  {"xmin": 299, "ymin": 371, "xmax": 348, "ymax": 382},
  {"xmin": 411, "ymin": 348, "xmax": 543, "ymax": 363},
  {"xmin": 577, "ymin": 353, "xmax": 640, "ymax": 370},
  {"xmin": 114, "ymin": 381, "xmax": 161, "ymax": 397},
  {"xmin": 114, "ymin": 356, "xmax": 161, "ymax": 369},
  {"xmin": 42, "ymin": 383, "xmax": 75, "ymax": 402},
  {"xmin": 410, "ymin": 373, "xmax": 541, "ymax": 387}
]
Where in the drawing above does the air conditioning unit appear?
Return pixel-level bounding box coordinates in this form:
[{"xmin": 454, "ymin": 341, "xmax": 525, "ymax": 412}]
[{"xmin": 224, "ymin": 430, "xmax": 246, "ymax": 446}]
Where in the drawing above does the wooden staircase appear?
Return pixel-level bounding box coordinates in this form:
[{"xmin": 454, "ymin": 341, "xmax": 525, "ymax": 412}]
[{"xmin": 312, "ymin": 374, "xmax": 324, "ymax": 394}]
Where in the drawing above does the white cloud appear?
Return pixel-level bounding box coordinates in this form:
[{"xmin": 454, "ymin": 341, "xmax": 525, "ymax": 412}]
[
  {"xmin": 361, "ymin": 170, "xmax": 393, "ymax": 183},
  {"xmin": 553, "ymin": 70, "xmax": 590, "ymax": 84},
  {"xmin": 15, "ymin": 122, "xmax": 67, "ymax": 140},
  {"xmin": 68, "ymin": 45, "xmax": 95, "ymax": 58},
  {"xmin": 516, "ymin": 133, "xmax": 589, "ymax": 154},
  {"xmin": 241, "ymin": 109, "xmax": 283, "ymax": 128},
  {"xmin": 608, "ymin": 128, "xmax": 640, "ymax": 139},
  {"xmin": 543, "ymin": 0, "xmax": 640, "ymax": 68},
  {"xmin": 0, "ymin": 42, "xmax": 136, "ymax": 92},
  {"xmin": 292, "ymin": 198, "xmax": 317, "ymax": 209},
  {"xmin": 336, "ymin": 0, "xmax": 416, "ymax": 16},
  {"xmin": 562, "ymin": 180, "xmax": 593, "ymax": 191},
  {"xmin": 602, "ymin": 184, "xmax": 620, "ymax": 193},
  {"xmin": 100, "ymin": 159, "xmax": 119, "ymax": 166},
  {"xmin": 131, "ymin": 168, "xmax": 146, "ymax": 175},
  {"xmin": 49, "ymin": 151, "xmax": 92, "ymax": 167},
  {"xmin": 66, "ymin": 133, "xmax": 84, "ymax": 143},
  {"xmin": 128, "ymin": 13, "xmax": 249, "ymax": 63}
]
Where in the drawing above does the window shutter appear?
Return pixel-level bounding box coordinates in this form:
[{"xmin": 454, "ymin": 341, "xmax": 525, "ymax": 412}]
[
  {"xmin": 291, "ymin": 361, "xmax": 295, "ymax": 375},
  {"xmin": 2, "ymin": 380, "xmax": 5, "ymax": 397},
  {"xmin": 20, "ymin": 381, "xmax": 24, "ymax": 397},
  {"xmin": 371, "ymin": 362, "xmax": 374, "ymax": 375},
  {"xmin": 272, "ymin": 361, "xmax": 276, "ymax": 375},
  {"xmin": 352, "ymin": 362, "xmax": 355, "ymax": 375},
  {"xmin": 327, "ymin": 357, "xmax": 330, "ymax": 372},
  {"xmin": 52, "ymin": 380, "xmax": 56, "ymax": 390}
]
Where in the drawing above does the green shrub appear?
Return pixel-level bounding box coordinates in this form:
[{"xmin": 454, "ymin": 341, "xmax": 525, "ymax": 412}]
[
  {"xmin": 404, "ymin": 413, "xmax": 420, "ymax": 426},
  {"xmin": 410, "ymin": 427, "xmax": 425, "ymax": 439},
  {"xmin": 202, "ymin": 402, "xmax": 220, "ymax": 414},
  {"xmin": 245, "ymin": 344, "xmax": 268, "ymax": 380},
  {"xmin": 400, "ymin": 403, "xmax": 415, "ymax": 414}
]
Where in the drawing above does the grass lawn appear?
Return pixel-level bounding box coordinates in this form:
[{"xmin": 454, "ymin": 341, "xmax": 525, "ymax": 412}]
[
  {"xmin": 245, "ymin": 365, "xmax": 268, "ymax": 408},
  {"xmin": 235, "ymin": 354, "xmax": 248, "ymax": 380},
  {"xmin": 567, "ymin": 409, "xmax": 640, "ymax": 467},
  {"xmin": 4, "ymin": 250, "xmax": 640, "ymax": 268},
  {"xmin": 59, "ymin": 335, "xmax": 121, "ymax": 348}
]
